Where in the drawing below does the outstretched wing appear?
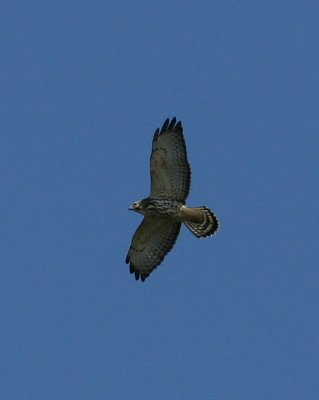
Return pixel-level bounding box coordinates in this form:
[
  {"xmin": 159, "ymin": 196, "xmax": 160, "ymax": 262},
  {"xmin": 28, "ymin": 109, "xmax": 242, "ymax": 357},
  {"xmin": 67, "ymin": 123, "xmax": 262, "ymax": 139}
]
[
  {"xmin": 150, "ymin": 117, "xmax": 191, "ymax": 202},
  {"xmin": 125, "ymin": 216, "xmax": 181, "ymax": 281}
]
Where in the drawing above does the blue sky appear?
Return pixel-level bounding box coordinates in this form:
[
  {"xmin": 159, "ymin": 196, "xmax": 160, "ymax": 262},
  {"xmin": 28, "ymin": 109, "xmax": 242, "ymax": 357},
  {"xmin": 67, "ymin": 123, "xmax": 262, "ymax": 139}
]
[{"xmin": 2, "ymin": 1, "xmax": 319, "ymax": 399}]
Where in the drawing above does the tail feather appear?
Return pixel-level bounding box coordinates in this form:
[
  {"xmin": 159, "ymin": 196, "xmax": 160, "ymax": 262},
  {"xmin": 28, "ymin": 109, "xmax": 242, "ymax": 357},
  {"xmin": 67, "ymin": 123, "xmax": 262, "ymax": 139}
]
[{"xmin": 182, "ymin": 206, "xmax": 219, "ymax": 238}]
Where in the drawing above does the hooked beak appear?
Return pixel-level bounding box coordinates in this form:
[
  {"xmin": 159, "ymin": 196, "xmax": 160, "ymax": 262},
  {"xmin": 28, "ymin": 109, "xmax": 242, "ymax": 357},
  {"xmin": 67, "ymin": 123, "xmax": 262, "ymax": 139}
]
[{"xmin": 128, "ymin": 204, "xmax": 135, "ymax": 211}]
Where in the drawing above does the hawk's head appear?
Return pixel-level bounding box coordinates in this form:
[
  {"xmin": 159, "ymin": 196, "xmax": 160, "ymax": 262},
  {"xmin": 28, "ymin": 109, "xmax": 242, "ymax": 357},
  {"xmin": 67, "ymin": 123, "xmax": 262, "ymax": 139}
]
[{"xmin": 129, "ymin": 198, "xmax": 153, "ymax": 215}]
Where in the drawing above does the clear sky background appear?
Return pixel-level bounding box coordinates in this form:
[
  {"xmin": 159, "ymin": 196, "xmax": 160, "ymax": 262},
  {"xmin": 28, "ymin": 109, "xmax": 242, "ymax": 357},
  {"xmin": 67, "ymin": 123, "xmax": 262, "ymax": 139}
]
[{"xmin": 2, "ymin": 1, "xmax": 319, "ymax": 399}]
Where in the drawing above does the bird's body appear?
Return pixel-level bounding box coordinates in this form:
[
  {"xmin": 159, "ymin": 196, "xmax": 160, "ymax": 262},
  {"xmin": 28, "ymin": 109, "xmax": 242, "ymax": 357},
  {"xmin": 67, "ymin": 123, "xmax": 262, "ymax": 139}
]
[
  {"xmin": 129, "ymin": 198, "xmax": 182, "ymax": 218},
  {"xmin": 126, "ymin": 117, "xmax": 219, "ymax": 281}
]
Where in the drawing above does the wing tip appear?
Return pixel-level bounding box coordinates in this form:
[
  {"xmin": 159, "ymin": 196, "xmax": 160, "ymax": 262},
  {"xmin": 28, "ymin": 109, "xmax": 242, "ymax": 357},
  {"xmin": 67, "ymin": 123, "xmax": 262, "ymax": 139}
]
[
  {"xmin": 152, "ymin": 117, "xmax": 183, "ymax": 143},
  {"xmin": 161, "ymin": 117, "xmax": 182, "ymax": 133},
  {"xmin": 128, "ymin": 262, "xmax": 150, "ymax": 282},
  {"xmin": 168, "ymin": 117, "xmax": 177, "ymax": 130},
  {"xmin": 161, "ymin": 118, "xmax": 170, "ymax": 132}
]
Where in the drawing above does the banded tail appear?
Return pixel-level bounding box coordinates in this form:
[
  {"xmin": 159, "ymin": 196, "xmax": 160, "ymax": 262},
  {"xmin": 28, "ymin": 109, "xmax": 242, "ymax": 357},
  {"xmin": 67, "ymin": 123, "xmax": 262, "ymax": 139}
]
[{"xmin": 181, "ymin": 206, "xmax": 219, "ymax": 238}]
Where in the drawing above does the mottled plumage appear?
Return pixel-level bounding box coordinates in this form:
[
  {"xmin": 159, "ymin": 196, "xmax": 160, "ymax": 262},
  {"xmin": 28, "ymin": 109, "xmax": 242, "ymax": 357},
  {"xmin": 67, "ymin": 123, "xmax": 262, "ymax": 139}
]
[{"xmin": 126, "ymin": 117, "xmax": 219, "ymax": 281}]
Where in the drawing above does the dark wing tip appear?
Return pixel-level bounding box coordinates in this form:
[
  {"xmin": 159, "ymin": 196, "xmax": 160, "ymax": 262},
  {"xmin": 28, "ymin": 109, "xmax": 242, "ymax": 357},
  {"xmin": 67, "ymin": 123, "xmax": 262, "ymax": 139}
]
[
  {"xmin": 153, "ymin": 117, "xmax": 183, "ymax": 143},
  {"xmin": 161, "ymin": 118, "xmax": 170, "ymax": 132},
  {"xmin": 129, "ymin": 262, "xmax": 149, "ymax": 282},
  {"xmin": 161, "ymin": 117, "xmax": 182, "ymax": 133},
  {"xmin": 152, "ymin": 127, "xmax": 160, "ymax": 144},
  {"xmin": 167, "ymin": 117, "xmax": 177, "ymax": 130},
  {"xmin": 134, "ymin": 270, "xmax": 149, "ymax": 282},
  {"xmin": 175, "ymin": 120, "xmax": 182, "ymax": 131},
  {"xmin": 153, "ymin": 117, "xmax": 174, "ymax": 143}
]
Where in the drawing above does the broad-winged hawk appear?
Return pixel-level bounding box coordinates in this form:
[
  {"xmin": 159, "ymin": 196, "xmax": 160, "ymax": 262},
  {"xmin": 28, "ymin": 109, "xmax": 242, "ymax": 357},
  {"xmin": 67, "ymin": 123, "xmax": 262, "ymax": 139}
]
[{"xmin": 126, "ymin": 117, "xmax": 219, "ymax": 281}]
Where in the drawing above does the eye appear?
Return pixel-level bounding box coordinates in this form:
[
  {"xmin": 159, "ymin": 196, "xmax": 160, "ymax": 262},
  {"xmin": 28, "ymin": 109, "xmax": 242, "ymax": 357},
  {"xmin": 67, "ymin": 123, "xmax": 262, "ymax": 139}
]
[{"xmin": 133, "ymin": 202, "xmax": 139, "ymax": 208}]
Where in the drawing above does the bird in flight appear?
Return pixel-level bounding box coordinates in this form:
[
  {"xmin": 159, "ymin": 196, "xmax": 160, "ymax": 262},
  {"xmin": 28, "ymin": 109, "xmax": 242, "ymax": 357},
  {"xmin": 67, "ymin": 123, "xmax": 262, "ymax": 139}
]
[{"xmin": 126, "ymin": 117, "xmax": 219, "ymax": 281}]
